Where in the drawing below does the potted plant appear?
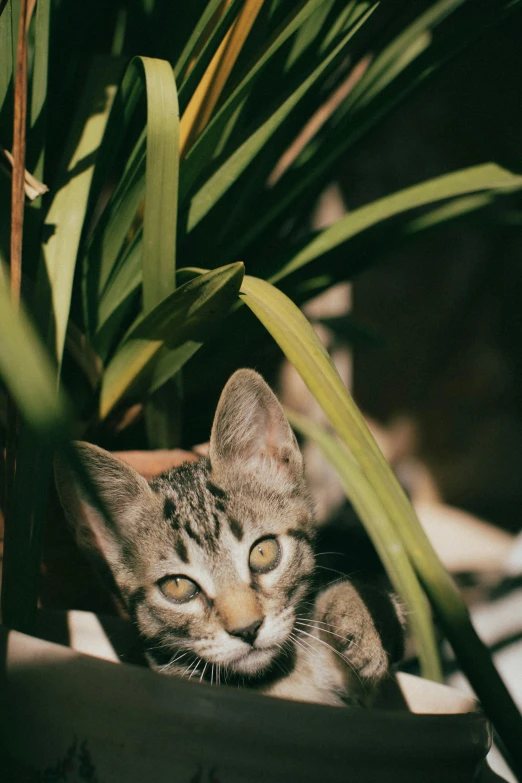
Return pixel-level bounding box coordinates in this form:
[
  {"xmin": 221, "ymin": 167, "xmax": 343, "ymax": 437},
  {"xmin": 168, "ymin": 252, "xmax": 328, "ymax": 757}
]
[{"xmin": 1, "ymin": 1, "xmax": 522, "ymax": 780}]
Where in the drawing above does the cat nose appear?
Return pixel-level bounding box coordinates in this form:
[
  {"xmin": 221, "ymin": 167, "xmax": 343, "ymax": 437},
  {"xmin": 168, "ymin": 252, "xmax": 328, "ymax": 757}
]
[{"xmin": 229, "ymin": 619, "xmax": 263, "ymax": 645}]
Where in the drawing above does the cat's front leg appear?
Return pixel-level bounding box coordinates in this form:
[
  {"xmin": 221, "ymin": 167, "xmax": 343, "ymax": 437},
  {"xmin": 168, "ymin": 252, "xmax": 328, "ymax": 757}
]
[{"xmin": 312, "ymin": 580, "xmax": 405, "ymax": 699}]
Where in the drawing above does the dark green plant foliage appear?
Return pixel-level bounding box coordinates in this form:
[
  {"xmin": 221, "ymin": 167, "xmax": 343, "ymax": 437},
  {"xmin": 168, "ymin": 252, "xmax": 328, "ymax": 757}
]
[{"xmin": 2, "ymin": 2, "xmax": 522, "ymax": 775}]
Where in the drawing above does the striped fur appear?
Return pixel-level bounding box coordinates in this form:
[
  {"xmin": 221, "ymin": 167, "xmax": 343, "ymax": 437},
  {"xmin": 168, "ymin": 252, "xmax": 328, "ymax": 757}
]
[{"xmin": 55, "ymin": 370, "xmax": 402, "ymax": 706}]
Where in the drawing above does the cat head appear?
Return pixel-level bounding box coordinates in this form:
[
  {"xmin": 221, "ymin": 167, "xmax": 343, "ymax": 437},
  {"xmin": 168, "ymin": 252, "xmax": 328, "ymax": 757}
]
[{"xmin": 55, "ymin": 369, "xmax": 316, "ymax": 680}]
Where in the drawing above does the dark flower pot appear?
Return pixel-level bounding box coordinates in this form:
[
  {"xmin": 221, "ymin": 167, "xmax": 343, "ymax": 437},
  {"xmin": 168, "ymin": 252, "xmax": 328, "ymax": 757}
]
[{"xmin": 0, "ymin": 610, "xmax": 506, "ymax": 783}]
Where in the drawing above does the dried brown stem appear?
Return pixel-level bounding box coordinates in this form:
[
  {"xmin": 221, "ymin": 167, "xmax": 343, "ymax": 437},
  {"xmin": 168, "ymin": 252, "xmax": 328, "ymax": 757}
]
[
  {"xmin": 10, "ymin": 0, "xmax": 35, "ymax": 307},
  {"xmin": 268, "ymin": 56, "xmax": 372, "ymax": 187}
]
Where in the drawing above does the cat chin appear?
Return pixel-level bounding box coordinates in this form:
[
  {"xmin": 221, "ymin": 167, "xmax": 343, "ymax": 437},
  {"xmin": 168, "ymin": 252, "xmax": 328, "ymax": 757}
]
[{"xmin": 229, "ymin": 647, "xmax": 276, "ymax": 676}]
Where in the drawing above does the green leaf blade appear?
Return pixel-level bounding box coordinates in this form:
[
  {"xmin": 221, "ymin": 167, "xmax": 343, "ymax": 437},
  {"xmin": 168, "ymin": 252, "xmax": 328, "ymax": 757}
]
[
  {"xmin": 285, "ymin": 407, "xmax": 439, "ymax": 678},
  {"xmin": 0, "ymin": 274, "xmax": 71, "ymax": 440},
  {"xmin": 36, "ymin": 57, "xmax": 120, "ymax": 368},
  {"xmin": 271, "ymin": 163, "xmax": 522, "ymax": 286},
  {"xmin": 240, "ymin": 274, "xmax": 442, "ymax": 679},
  {"xmin": 100, "ymin": 262, "xmax": 244, "ymax": 418}
]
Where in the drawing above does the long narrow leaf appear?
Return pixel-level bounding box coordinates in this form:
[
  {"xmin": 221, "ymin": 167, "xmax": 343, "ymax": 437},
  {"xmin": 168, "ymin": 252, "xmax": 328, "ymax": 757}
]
[
  {"xmin": 100, "ymin": 262, "xmax": 244, "ymax": 418},
  {"xmin": 136, "ymin": 57, "xmax": 179, "ymax": 312},
  {"xmin": 240, "ymin": 274, "xmax": 441, "ymax": 679},
  {"xmin": 82, "ymin": 56, "xmax": 179, "ymax": 345},
  {"xmin": 27, "ymin": 0, "xmax": 50, "ymax": 180},
  {"xmin": 174, "ymin": 0, "xmax": 237, "ymax": 82},
  {"xmin": 137, "ymin": 57, "xmax": 181, "ymax": 446},
  {"xmin": 285, "ymin": 408, "xmax": 440, "ymax": 680},
  {"xmin": 177, "ymin": 0, "xmax": 246, "ymax": 114},
  {"xmin": 180, "ymin": 0, "xmax": 263, "ymax": 156},
  {"xmin": 186, "ymin": 17, "xmax": 368, "ymax": 233},
  {"xmin": 0, "ymin": 270, "xmax": 71, "ymax": 437},
  {"xmin": 240, "ymin": 275, "xmax": 522, "ymax": 775},
  {"xmin": 285, "ymin": 0, "xmax": 336, "ymax": 68},
  {"xmin": 226, "ymin": 0, "xmax": 520, "ymax": 261},
  {"xmin": 34, "ymin": 57, "xmax": 120, "ymax": 367},
  {"xmin": 0, "ymin": 0, "xmax": 13, "ymax": 119},
  {"xmin": 85, "ymin": 131, "xmax": 146, "ymax": 327},
  {"xmin": 0, "ymin": 281, "xmax": 109, "ymax": 637},
  {"xmin": 95, "ymin": 228, "xmax": 143, "ymax": 359},
  {"xmin": 269, "ymin": 163, "xmax": 522, "ymax": 285},
  {"xmin": 180, "ymin": 0, "xmax": 335, "ymax": 201},
  {"xmin": 100, "ymin": 0, "xmax": 333, "ymax": 309}
]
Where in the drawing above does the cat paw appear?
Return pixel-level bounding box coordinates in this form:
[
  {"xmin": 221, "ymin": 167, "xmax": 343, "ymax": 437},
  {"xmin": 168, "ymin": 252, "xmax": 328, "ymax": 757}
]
[{"xmin": 313, "ymin": 581, "xmax": 390, "ymax": 683}]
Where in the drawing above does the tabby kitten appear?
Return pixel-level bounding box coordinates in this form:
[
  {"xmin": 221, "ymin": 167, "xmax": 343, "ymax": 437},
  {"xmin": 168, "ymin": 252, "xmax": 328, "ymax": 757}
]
[{"xmin": 55, "ymin": 369, "xmax": 403, "ymax": 707}]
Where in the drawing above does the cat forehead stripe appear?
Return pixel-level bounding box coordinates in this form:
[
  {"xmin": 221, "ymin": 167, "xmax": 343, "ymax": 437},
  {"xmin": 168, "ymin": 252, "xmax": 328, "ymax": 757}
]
[
  {"xmin": 228, "ymin": 518, "xmax": 244, "ymax": 541},
  {"xmin": 213, "ymin": 513, "xmax": 221, "ymax": 539},
  {"xmin": 175, "ymin": 538, "xmax": 189, "ymax": 563},
  {"xmin": 184, "ymin": 520, "xmax": 203, "ymax": 547},
  {"xmin": 206, "ymin": 480, "xmax": 228, "ymax": 500}
]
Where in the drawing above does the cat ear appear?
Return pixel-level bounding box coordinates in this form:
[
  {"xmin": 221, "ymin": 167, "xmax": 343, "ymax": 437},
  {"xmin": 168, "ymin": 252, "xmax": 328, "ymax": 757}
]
[
  {"xmin": 54, "ymin": 443, "xmax": 154, "ymax": 591},
  {"xmin": 209, "ymin": 369, "xmax": 303, "ymax": 483}
]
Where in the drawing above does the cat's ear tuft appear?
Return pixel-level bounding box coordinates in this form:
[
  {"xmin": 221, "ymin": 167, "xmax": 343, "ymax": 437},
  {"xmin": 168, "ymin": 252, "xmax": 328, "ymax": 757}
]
[
  {"xmin": 54, "ymin": 443, "xmax": 154, "ymax": 589},
  {"xmin": 209, "ymin": 369, "xmax": 303, "ymax": 483}
]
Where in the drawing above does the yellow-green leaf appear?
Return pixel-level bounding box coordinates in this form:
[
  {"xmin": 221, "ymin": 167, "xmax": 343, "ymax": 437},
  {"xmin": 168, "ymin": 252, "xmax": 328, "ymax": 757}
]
[{"xmin": 100, "ymin": 262, "xmax": 244, "ymax": 418}]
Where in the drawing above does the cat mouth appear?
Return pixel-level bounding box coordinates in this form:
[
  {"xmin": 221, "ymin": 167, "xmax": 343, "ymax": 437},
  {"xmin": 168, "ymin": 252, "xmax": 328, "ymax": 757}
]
[{"xmin": 229, "ymin": 646, "xmax": 277, "ymax": 675}]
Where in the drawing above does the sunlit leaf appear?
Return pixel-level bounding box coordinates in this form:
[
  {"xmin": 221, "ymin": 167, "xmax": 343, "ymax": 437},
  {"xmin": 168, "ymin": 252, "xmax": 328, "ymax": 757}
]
[
  {"xmin": 270, "ymin": 163, "xmax": 522, "ymax": 285},
  {"xmin": 241, "ymin": 275, "xmax": 522, "ymax": 761},
  {"xmin": 100, "ymin": 262, "xmax": 244, "ymax": 418},
  {"xmin": 240, "ymin": 274, "xmax": 441, "ymax": 680},
  {"xmin": 34, "ymin": 58, "xmax": 120, "ymax": 367}
]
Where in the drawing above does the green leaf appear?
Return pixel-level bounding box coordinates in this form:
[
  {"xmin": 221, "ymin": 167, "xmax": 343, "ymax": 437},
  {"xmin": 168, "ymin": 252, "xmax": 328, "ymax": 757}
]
[
  {"xmin": 0, "ymin": 270, "xmax": 71, "ymax": 439},
  {"xmin": 285, "ymin": 407, "xmax": 437, "ymax": 673},
  {"xmin": 226, "ymin": 0, "xmax": 519, "ymax": 261},
  {"xmin": 240, "ymin": 274, "xmax": 441, "ymax": 680},
  {"xmin": 270, "ymin": 163, "xmax": 522, "ymax": 285},
  {"xmin": 174, "ymin": 0, "xmax": 238, "ymax": 82},
  {"xmin": 241, "ymin": 275, "xmax": 522, "ymax": 771},
  {"xmin": 95, "ymin": 227, "xmax": 143, "ymax": 359},
  {"xmin": 138, "ymin": 56, "xmax": 179, "ymax": 312},
  {"xmin": 186, "ymin": 17, "xmax": 364, "ymax": 233},
  {"xmin": 285, "ymin": 0, "xmax": 336, "ymax": 68},
  {"xmin": 136, "ymin": 57, "xmax": 180, "ymax": 448},
  {"xmin": 0, "ymin": 0, "xmax": 13, "ymax": 121},
  {"xmin": 82, "ymin": 56, "xmax": 179, "ymax": 352},
  {"xmin": 149, "ymin": 341, "xmax": 203, "ymax": 396},
  {"xmin": 176, "ymin": 0, "xmax": 246, "ymax": 113},
  {"xmin": 34, "ymin": 57, "xmax": 120, "ymax": 368},
  {"xmin": 85, "ymin": 130, "xmax": 146, "ymax": 325},
  {"xmin": 180, "ymin": 0, "xmax": 334, "ymax": 203},
  {"xmin": 100, "ymin": 262, "xmax": 244, "ymax": 418},
  {"xmin": 27, "ymin": 0, "xmax": 51, "ymax": 180}
]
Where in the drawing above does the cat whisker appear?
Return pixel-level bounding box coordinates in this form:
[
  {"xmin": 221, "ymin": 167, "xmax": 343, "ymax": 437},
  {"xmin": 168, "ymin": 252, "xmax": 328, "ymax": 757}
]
[
  {"xmin": 188, "ymin": 657, "xmax": 202, "ymax": 679},
  {"xmin": 313, "ymin": 573, "xmax": 347, "ymax": 590},
  {"xmin": 180, "ymin": 655, "xmax": 200, "ymax": 679},
  {"xmin": 289, "ymin": 632, "xmax": 326, "ymax": 672},
  {"xmin": 296, "ymin": 619, "xmax": 351, "ymax": 643},
  {"xmin": 296, "ymin": 627, "xmax": 364, "ymax": 686},
  {"xmin": 295, "ymin": 619, "xmax": 365, "ymax": 653},
  {"xmin": 289, "ymin": 631, "xmax": 319, "ymax": 663},
  {"xmin": 295, "ymin": 616, "xmax": 367, "ymax": 654},
  {"xmin": 157, "ymin": 650, "xmax": 190, "ymax": 673},
  {"xmin": 199, "ymin": 661, "xmax": 209, "ymax": 683}
]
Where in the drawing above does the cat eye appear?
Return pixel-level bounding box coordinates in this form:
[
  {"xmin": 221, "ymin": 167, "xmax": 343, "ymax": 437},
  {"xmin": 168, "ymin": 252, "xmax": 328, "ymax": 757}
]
[
  {"xmin": 249, "ymin": 537, "xmax": 281, "ymax": 574},
  {"xmin": 159, "ymin": 576, "xmax": 199, "ymax": 603}
]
